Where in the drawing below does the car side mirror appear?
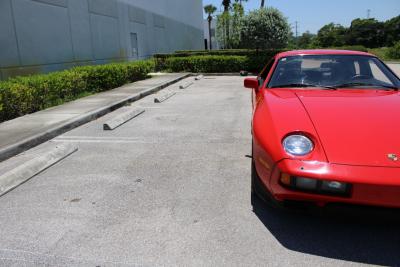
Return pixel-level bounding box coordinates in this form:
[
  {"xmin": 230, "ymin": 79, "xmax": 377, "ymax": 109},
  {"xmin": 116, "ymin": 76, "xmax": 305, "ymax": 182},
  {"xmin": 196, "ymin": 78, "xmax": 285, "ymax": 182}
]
[{"xmin": 244, "ymin": 78, "xmax": 258, "ymax": 90}]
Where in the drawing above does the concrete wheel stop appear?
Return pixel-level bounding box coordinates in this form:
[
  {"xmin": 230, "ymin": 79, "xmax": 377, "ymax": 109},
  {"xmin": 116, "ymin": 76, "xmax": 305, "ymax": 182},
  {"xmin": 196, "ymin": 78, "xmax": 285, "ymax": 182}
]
[{"xmin": 103, "ymin": 108, "xmax": 145, "ymax": 130}]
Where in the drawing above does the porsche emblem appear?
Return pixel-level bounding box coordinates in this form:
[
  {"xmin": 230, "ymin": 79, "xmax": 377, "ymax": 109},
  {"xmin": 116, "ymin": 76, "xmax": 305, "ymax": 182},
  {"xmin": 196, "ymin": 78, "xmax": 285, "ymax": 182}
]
[{"xmin": 387, "ymin": 154, "xmax": 398, "ymax": 161}]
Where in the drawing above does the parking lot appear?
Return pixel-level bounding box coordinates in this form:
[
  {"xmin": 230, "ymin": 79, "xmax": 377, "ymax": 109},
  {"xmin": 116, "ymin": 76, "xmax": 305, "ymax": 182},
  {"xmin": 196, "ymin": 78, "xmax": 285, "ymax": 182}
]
[{"xmin": 0, "ymin": 76, "xmax": 399, "ymax": 266}]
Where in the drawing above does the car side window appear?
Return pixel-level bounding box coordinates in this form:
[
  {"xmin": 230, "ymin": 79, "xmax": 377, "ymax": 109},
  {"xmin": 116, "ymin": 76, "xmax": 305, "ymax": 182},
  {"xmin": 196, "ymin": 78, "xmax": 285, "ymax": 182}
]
[
  {"xmin": 368, "ymin": 59, "xmax": 392, "ymax": 84},
  {"xmin": 354, "ymin": 61, "xmax": 361, "ymax": 75},
  {"xmin": 258, "ymin": 59, "xmax": 275, "ymax": 87}
]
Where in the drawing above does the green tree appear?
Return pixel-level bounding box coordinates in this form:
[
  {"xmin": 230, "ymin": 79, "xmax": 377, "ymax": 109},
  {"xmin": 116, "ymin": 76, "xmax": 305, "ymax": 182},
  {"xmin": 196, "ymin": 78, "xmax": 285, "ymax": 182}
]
[
  {"xmin": 230, "ymin": 3, "xmax": 245, "ymax": 48},
  {"xmin": 216, "ymin": 5, "xmax": 244, "ymax": 49},
  {"xmin": 204, "ymin": 4, "xmax": 217, "ymax": 50},
  {"xmin": 222, "ymin": 0, "xmax": 231, "ymax": 12},
  {"xmin": 234, "ymin": 0, "xmax": 248, "ymax": 8},
  {"xmin": 316, "ymin": 23, "xmax": 346, "ymax": 47},
  {"xmin": 216, "ymin": 12, "xmax": 230, "ymax": 48},
  {"xmin": 220, "ymin": 0, "xmax": 232, "ymax": 48},
  {"xmin": 384, "ymin": 15, "xmax": 400, "ymax": 46},
  {"xmin": 298, "ymin": 31, "xmax": 316, "ymax": 49},
  {"xmin": 286, "ymin": 31, "xmax": 297, "ymax": 49},
  {"xmin": 240, "ymin": 8, "xmax": 290, "ymax": 49},
  {"xmin": 346, "ymin": 18, "xmax": 385, "ymax": 48}
]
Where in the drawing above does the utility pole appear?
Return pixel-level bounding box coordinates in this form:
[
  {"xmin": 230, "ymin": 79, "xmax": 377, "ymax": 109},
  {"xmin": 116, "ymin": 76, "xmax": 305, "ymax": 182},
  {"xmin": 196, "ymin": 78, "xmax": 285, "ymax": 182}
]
[
  {"xmin": 367, "ymin": 9, "xmax": 371, "ymax": 19},
  {"xmin": 291, "ymin": 21, "xmax": 299, "ymax": 48}
]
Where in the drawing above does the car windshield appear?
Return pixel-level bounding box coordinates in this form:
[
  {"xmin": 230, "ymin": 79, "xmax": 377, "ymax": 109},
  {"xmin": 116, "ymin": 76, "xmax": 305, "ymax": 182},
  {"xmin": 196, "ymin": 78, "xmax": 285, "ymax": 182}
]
[{"xmin": 267, "ymin": 55, "xmax": 400, "ymax": 89}]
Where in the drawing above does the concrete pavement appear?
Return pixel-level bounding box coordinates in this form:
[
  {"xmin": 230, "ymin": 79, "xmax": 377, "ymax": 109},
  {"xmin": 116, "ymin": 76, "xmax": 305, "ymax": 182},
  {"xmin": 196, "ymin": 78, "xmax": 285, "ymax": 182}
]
[
  {"xmin": 0, "ymin": 73, "xmax": 189, "ymax": 162},
  {"xmin": 1, "ymin": 63, "xmax": 398, "ymax": 163},
  {"xmin": 0, "ymin": 76, "xmax": 399, "ymax": 266},
  {"xmin": 387, "ymin": 63, "xmax": 400, "ymax": 76}
]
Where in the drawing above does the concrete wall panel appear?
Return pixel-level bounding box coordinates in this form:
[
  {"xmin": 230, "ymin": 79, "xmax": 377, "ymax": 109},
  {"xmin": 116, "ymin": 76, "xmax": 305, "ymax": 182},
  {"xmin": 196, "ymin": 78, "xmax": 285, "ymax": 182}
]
[
  {"xmin": 116, "ymin": 1, "xmax": 130, "ymax": 59},
  {"xmin": 153, "ymin": 14, "xmax": 165, "ymax": 28},
  {"xmin": 32, "ymin": 0, "xmax": 67, "ymax": 8},
  {"xmin": 130, "ymin": 22, "xmax": 149, "ymax": 59},
  {"xmin": 145, "ymin": 11, "xmax": 155, "ymax": 56},
  {"xmin": 88, "ymin": 0, "xmax": 118, "ymax": 18},
  {"xmin": 90, "ymin": 14, "xmax": 121, "ymax": 59},
  {"xmin": 129, "ymin": 6, "xmax": 146, "ymax": 24},
  {"xmin": 153, "ymin": 27, "xmax": 168, "ymax": 54},
  {"xmin": 68, "ymin": 0, "xmax": 93, "ymax": 61},
  {"xmin": 1, "ymin": 0, "xmax": 204, "ymax": 78},
  {"xmin": 0, "ymin": 0, "xmax": 20, "ymax": 67},
  {"xmin": 12, "ymin": 0, "xmax": 74, "ymax": 65}
]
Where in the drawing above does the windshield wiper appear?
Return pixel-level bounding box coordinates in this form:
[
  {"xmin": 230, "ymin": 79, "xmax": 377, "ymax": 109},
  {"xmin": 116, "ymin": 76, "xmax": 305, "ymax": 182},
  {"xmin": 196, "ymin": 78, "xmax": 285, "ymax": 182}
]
[
  {"xmin": 270, "ymin": 83, "xmax": 336, "ymax": 90},
  {"xmin": 377, "ymin": 85, "xmax": 399, "ymax": 90},
  {"xmin": 332, "ymin": 82, "xmax": 399, "ymax": 90}
]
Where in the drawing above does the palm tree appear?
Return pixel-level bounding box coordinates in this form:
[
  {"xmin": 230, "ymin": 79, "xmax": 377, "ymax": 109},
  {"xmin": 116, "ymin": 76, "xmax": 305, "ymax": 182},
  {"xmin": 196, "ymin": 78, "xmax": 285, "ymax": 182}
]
[
  {"xmin": 204, "ymin": 4, "xmax": 217, "ymax": 50},
  {"xmin": 222, "ymin": 0, "xmax": 231, "ymax": 12},
  {"xmin": 221, "ymin": 0, "xmax": 232, "ymax": 48},
  {"xmin": 236, "ymin": 0, "xmax": 248, "ymax": 7},
  {"xmin": 261, "ymin": 0, "xmax": 265, "ymax": 8}
]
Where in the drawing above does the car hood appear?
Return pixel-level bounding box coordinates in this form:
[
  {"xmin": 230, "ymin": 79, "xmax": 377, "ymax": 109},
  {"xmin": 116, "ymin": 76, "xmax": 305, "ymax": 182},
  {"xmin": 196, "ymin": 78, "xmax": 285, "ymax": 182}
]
[{"xmin": 295, "ymin": 89, "xmax": 400, "ymax": 167}]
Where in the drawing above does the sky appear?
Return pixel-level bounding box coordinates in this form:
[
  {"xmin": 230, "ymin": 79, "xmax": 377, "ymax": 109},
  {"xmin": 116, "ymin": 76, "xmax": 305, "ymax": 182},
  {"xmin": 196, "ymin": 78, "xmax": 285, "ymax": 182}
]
[{"xmin": 202, "ymin": 0, "xmax": 400, "ymax": 35}]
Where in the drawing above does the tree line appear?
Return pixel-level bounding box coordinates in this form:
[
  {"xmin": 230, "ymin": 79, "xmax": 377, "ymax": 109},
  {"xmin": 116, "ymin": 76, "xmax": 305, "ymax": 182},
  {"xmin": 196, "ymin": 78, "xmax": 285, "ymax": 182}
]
[
  {"xmin": 204, "ymin": 1, "xmax": 399, "ymax": 52},
  {"xmin": 294, "ymin": 16, "xmax": 400, "ymax": 49}
]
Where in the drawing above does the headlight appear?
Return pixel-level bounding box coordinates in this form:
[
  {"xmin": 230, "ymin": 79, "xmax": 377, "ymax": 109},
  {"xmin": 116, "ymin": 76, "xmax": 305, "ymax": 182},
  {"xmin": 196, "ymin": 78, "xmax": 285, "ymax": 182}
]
[{"xmin": 283, "ymin": 135, "xmax": 313, "ymax": 156}]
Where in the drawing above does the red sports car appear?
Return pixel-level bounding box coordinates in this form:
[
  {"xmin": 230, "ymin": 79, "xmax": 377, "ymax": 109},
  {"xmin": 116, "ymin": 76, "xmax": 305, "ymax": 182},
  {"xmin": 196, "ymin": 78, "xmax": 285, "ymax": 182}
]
[{"xmin": 245, "ymin": 50, "xmax": 400, "ymax": 209}]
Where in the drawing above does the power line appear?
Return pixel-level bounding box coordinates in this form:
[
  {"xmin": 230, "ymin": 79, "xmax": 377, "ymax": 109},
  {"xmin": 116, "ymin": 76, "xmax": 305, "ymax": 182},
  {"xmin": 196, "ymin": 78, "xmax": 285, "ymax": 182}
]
[{"xmin": 367, "ymin": 9, "xmax": 371, "ymax": 19}]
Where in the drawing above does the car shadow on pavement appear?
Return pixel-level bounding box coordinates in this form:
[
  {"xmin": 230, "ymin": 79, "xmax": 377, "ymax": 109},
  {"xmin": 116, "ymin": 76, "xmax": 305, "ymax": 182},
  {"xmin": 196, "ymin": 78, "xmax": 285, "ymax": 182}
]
[{"xmin": 252, "ymin": 197, "xmax": 400, "ymax": 266}]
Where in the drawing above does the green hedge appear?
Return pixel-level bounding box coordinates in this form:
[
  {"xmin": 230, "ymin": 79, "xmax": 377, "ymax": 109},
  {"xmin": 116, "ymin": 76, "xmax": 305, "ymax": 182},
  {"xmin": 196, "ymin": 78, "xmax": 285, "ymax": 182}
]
[
  {"xmin": 164, "ymin": 55, "xmax": 248, "ymax": 73},
  {"xmin": 174, "ymin": 46, "xmax": 369, "ymax": 54},
  {"xmin": 155, "ymin": 49, "xmax": 285, "ymax": 72},
  {"xmin": 0, "ymin": 60, "xmax": 154, "ymax": 122},
  {"xmin": 172, "ymin": 49, "xmax": 282, "ymax": 56},
  {"xmin": 386, "ymin": 41, "xmax": 400, "ymax": 59},
  {"xmin": 154, "ymin": 45, "xmax": 374, "ymax": 73},
  {"xmin": 330, "ymin": 45, "xmax": 369, "ymax": 52},
  {"xmin": 155, "ymin": 49, "xmax": 285, "ymax": 58}
]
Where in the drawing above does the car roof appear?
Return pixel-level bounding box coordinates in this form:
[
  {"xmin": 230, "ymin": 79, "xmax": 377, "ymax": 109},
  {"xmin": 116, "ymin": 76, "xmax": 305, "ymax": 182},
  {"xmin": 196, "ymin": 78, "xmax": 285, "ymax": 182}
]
[{"xmin": 276, "ymin": 49, "xmax": 375, "ymax": 59}]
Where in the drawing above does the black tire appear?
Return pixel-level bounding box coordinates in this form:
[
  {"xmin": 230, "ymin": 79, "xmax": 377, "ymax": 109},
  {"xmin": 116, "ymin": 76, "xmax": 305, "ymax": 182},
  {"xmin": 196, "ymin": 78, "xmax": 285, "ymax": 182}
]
[
  {"xmin": 251, "ymin": 159, "xmax": 274, "ymax": 207},
  {"xmin": 250, "ymin": 141, "xmax": 282, "ymax": 209},
  {"xmin": 251, "ymin": 160, "xmax": 259, "ymax": 207}
]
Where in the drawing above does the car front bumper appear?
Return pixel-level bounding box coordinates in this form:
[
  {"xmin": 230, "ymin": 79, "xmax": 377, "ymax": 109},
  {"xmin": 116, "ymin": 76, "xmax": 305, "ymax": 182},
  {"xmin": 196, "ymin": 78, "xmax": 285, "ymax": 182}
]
[{"xmin": 267, "ymin": 159, "xmax": 400, "ymax": 208}]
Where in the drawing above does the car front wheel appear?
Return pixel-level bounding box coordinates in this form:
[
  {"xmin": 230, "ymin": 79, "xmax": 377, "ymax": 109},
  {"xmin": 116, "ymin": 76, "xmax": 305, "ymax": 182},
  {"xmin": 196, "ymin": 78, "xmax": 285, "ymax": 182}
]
[{"xmin": 251, "ymin": 159, "xmax": 274, "ymax": 207}]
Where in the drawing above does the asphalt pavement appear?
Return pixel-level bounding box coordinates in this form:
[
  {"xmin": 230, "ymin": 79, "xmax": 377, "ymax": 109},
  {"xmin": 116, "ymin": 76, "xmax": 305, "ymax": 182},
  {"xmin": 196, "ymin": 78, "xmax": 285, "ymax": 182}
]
[
  {"xmin": 388, "ymin": 63, "xmax": 400, "ymax": 76},
  {"xmin": 0, "ymin": 73, "xmax": 188, "ymax": 162},
  {"xmin": 0, "ymin": 76, "xmax": 399, "ymax": 266}
]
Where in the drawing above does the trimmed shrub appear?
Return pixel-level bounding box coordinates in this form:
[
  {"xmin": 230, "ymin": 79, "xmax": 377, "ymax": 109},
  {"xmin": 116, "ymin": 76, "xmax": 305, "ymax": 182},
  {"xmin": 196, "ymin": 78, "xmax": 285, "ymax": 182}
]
[
  {"xmin": 156, "ymin": 47, "xmax": 374, "ymax": 73},
  {"xmin": 163, "ymin": 49, "xmax": 285, "ymax": 57},
  {"xmin": 386, "ymin": 41, "xmax": 400, "ymax": 59},
  {"xmin": 0, "ymin": 60, "xmax": 154, "ymax": 122},
  {"xmin": 331, "ymin": 45, "xmax": 369, "ymax": 52},
  {"xmin": 155, "ymin": 49, "xmax": 285, "ymax": 72},
  {"xmin": 164, "ymin": 55, "xmax": 248, "ymax": 73}
]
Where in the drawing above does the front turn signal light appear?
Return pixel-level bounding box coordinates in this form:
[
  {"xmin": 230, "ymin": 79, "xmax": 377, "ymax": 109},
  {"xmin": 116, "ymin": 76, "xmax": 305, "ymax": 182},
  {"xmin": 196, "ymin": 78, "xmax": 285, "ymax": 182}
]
[{"xmin": 280, "ymin": 173, "xmax": 291, "ymax": 185}]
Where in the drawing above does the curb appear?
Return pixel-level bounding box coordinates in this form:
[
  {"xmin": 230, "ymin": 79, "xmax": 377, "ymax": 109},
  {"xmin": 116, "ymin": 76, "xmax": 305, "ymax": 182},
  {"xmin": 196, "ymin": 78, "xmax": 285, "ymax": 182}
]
[
  {"xmin": 0, "ymin": 144, "xmax": 78, "ymax": 197},
  {"xmin": 0, "ymin": 73, "xmax": 190, "ymax": 162}
]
